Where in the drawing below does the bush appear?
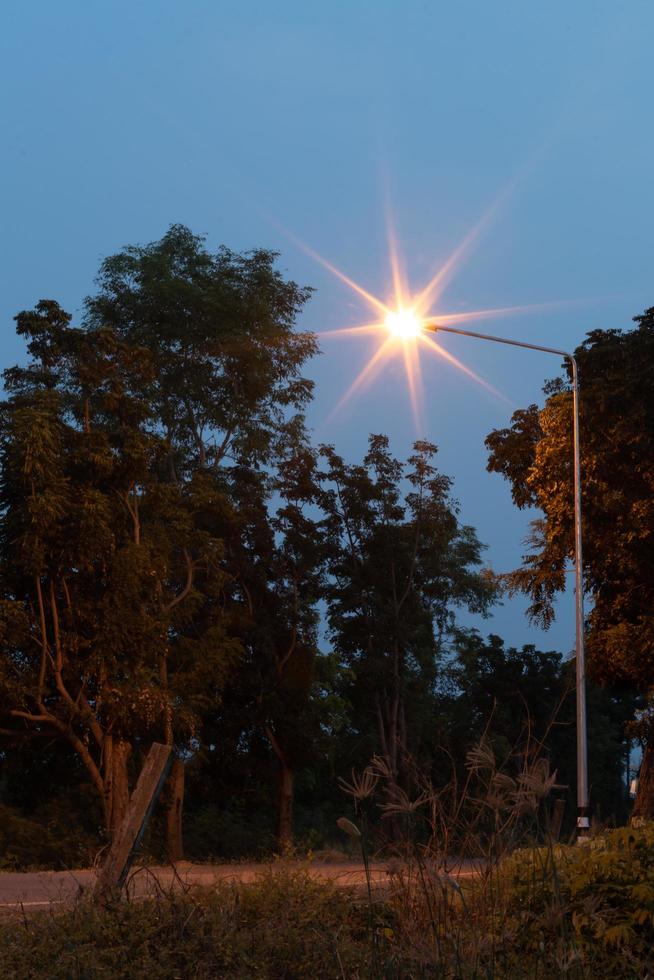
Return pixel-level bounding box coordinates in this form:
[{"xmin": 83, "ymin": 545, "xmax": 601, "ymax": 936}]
[
  {"xmin": 0, "ymin": 801, "xmax": 100, "ymax": 871},
  {"xmin": 182, "ymin": 801, "xmax": 276, "ymax": 861},
  {"xmin": 494, "ymin": 823, "xmax": 654, "ymax": 975},
  {"xmin": 0, "ymin": 868, "xmax": 369, "ymax": 979}
]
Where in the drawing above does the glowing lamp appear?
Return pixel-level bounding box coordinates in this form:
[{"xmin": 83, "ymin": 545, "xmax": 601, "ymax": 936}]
[{"xmin": 385, "ymin": 310, "xmax": 422, "ymax": 340}]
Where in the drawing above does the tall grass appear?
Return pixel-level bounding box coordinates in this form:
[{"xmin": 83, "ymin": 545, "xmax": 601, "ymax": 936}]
[
  {"xmin": 335, "ymin": 736, "xmax": 651, "ymax": 977},
  {"xmin": 1, "ymin": 825, "xmax": 653, "ymax": 977}
]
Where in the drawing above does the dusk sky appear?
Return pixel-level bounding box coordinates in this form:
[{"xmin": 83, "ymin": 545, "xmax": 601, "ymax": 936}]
[{"xmin": 3, "ymin": 1, "xmax": 654, "ymax": 654}]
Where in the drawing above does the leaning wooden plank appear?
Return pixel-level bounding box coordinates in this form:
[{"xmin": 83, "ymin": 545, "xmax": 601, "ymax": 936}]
[{"xmin": 93, "ymin": 742, "xmax": 173, "ymax": 905}]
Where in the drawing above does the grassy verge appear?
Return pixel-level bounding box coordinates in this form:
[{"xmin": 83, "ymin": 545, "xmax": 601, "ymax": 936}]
[
  {"xmin": 0, "ymin": 867, "xmax": 369, "ymax": 979},
  {"xmin": 2, "ymin": 826, "xmax": 654, "ymax": 979}
]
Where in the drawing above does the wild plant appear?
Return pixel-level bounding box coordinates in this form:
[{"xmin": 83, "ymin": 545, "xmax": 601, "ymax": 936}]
[{"xmin": 337, "ymin": 721, "xmax": 590, "ymax": 977}]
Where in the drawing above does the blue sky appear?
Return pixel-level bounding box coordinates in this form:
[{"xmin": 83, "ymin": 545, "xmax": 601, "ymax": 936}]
[{"xmin": 2, "ymin": 0, "xmax": 653, "ymax": 654}]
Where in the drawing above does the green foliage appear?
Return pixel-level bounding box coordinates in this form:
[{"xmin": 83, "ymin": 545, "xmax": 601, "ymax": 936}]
[
  {"xmin": 497, "ymin": 824, "xmax": 654, "ymax": 973},
  {"xmin": 0, "ymin": 297, "xmax": 239, "ymax": 822},
  {"xmin": 485, "ymin": 309, "xmax": 654, "ymax": 814},
  {"xmin": 182, "ymin": 800, "xmax": 276, "ymax": 861},
  {"xmin": 438, "ymin": 632, "xmax": 632, "ymax": 827},
  {"xmin": 0, "ymin": 799, "xmax": 99, "ymax": 870},
  {"xmin": 4, "ymin": 832, "xmax": 654, "ymax": 977},
  {"xmin": 568, "ymin": 825, "xmax": 654, "ymax": 953},
  {"xmin": 0, "ymin": 870, "xmax": 369, "ymax": 979},
  {"xmin": 0, "ymin": 225, "xmax": 639, "ymax": 867},
  {"xmin": 321, "ymin": 435, "xmax": 495, "ymax": 787},
  {"xmin": 0, "ymin": 226, "xmax": 316, "ymax": 842},
  {"xmin": 485, "ymin": 310, "xmax": 654, "ymax": 691},
  {"xmin": 196, "ymin": 444, "xmax": 331, "ymax": 846},
  {"xmin": 85, "ymin": 224, "xmax": 317, "ymax": 466},
  {"xmin": 440, "ymin": 632, "xmax": 570, "ymax": 763}
]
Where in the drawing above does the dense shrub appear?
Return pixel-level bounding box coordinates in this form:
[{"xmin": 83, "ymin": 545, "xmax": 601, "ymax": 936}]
[
  {"xmin": 0, "ymin": 868, "xmax": 369, "ymax": 979},
  {"xmin": 0, "ymin": 801, "xmax": 100, "ymax": 871},
  {"xmin": 495, "ymin": 823, "xmax": 654, "ymax": 974},
  {"xmin": 182, "ymin": 801, "xmax": 276, "ymax": 861}
]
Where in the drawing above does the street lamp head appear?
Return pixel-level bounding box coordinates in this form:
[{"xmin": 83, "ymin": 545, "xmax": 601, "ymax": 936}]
[{"xmin": 385, "ymin": 309, "xmax": 423, "ymax": 340}]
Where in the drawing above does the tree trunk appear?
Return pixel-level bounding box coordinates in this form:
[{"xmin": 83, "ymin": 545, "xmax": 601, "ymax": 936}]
[
  {"xmin": 104, "ymin": 737, "xmax": 132, "ymax": 838},
  {"xmin": 265, "ymin": 725, "xmax": 294, "ymax": 849},
  {"xmin": 278, "ymin": 759, "xmax": 294, "ymax": 850},
  {"xmin": 633, "ymin": 736, "xmax": 654, "ymax": 819},
  {"xmin": 164, "ymin": 756, "xmax": 185, "ymax": 862}
]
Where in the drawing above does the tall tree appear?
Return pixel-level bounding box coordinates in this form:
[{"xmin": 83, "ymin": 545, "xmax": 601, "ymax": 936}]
[
  {"xmin": 82, "ymin": 224, "xmax": 317, "ymax": 854},
  {"xmin": 210, "ymin": 444, "xmax": 326, "ymax": 847},
  {"xmin": 0, "ymin": 227, "xmax": 317, "ymax": 851},
  {"xmin": 485, "ymin": 309, "xmax": 654, "ymax": 815},
  {"xmin": 0, "ymin": 300, "xmax": 236, "ymax": 840},
  {"xmin": 320, "ymin": 435, "xmax": 495, "ymax": 801}
]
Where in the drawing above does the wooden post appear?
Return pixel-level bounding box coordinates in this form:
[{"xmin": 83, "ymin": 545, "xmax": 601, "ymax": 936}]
[
  {"xmin": 549, "ymin": 798, "xmax": 566, "ymax": 843},
  {"xmin": 94, "ymin": 742, "xmax": 172, "ymax": 905}
]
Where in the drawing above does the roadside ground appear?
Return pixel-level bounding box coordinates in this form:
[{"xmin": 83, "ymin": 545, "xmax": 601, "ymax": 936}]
[{"xmin": 0, "ymin": 858, "xmax": 479, "ymax": 913}]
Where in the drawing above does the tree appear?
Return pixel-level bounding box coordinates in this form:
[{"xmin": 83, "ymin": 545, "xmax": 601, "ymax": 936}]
[
  {"xmin": 208, "ymin": 444, "xmax": 327, "ymax": 848},
  {"xmin": 440, "ymin": 633, "xmax": 572, "ymax": 767},
  {"xmin": 85, "ymin": 224, "xmax": 316, "ymax": 470},
  {"xmin": 0, "ymin": 300, "xmax": 237, "ymax": 843},
  {"xmin": 485, "ymin": 309, "xmax": 654, "ymax": 815},
  {"xmin": 0, "ymin": 226, "xmax": 317, "ymax": 852},
  {"xmin": 82, "ymin": 224, "xmax": 317, "ymax": 854},
  {"xmin": 320, "ymin": 435, "xmax": 495, "ymax": 807},
  {"xmin": 439, "ymin": 632, "xmax": 632, "ymax": 827}
]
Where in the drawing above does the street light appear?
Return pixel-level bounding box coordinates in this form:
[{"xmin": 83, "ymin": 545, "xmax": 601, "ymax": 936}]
[{"xmin": 420, "ymin": 318, "xmax": 589, "ymax": 840}]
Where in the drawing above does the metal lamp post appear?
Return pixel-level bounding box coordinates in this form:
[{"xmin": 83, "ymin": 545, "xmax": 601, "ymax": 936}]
[{"xmin": 423, "ymin": 319, "xmax": 589, "ymax": 839}]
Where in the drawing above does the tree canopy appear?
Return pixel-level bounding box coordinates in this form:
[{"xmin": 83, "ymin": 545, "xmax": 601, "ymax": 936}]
[
  {"xmin": 485, "ymin": 308, "xmax": 654, "ymax": 813},
  {"xmin": 320, "ymin": 435, "xmax": 495, "ymax": 787},
  {"xmin": 0, "ymin": 227, "xmax": 637, "ymax": 865},
  {"xmin": 0, "ymin": 227, "xmax": 317, "ymax": 848}
]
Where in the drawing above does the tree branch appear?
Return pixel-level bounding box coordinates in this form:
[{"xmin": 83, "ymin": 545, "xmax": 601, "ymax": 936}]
[
  {"xmin": 49, "ymin": 580, "xmax": 79, "ymax": 716},
  {"xmin": 34, "ymin": 575, "xmax": 49, "ymax": 704},
  {"xmin": 183, "ymin": 397, "xmax": 207, "ymax": 466},
  {"xmin": 116, "ymin": 485, "xmax": 141, "ymax": 546},
  {"xmin": 264, "ymin": 723, "xmax": 287, "ymax": 766},
  {"xmin": 9, "ymin": 709, "xmax": 58, "ymax": 725},
  {"xmin": 276, "ymin": 577, "xmax": 298, "ymax": 677},
  {"xmin": 10, "ymin": 708, "xmax": 104, "ymax": 801},
  {"xmin": 214, "ymin": 424, "xmax": 235, "ymax": 465},
  {"xmin": 398, "ymin": 477, "xmax": 423, "ymax": 610},
  {"xmin": 164, "ymin": 548, "xmax": 195, "ymax": 611},
  {"xmin": 78, "ymin": 691, "xmax": 105, "ymax": 749}
]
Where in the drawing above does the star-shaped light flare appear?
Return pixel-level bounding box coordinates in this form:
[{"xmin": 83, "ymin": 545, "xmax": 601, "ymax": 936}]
[{"xmin": 294, "ymin": 215, "xmax": 570, "ymax": 432}]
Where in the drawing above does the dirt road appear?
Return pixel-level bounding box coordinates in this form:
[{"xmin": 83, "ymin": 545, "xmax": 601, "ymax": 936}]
[
  {"xmin": 0, "ymin": 861, "xmax": 390, "ymax": 912},
  {"xmin": 0, "ymin": 859, "xmax": 478, "ymax": 913}
]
